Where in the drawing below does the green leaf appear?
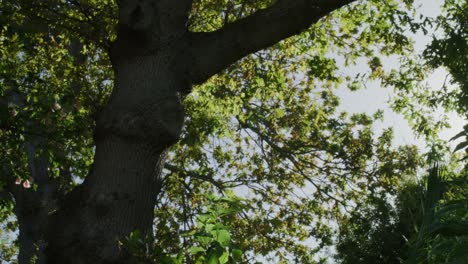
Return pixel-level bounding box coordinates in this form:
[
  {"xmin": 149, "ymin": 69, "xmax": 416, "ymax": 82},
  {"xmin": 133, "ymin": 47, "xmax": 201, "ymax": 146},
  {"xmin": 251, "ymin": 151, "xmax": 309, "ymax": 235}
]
[
  {"xmin": 212, "ymin": 230, "xmax": 231, "ymax": 247},
  {"xmin": 255, "ymin": 77, "xmax": 265, "ymax": 87},
  {"xmin": 205, "ymin": 223, "xmax": 215, "ymax": 232},
  {"xmin": 197, "ymin": 214, "xmax": 212, "ymax": 223},
  {"xmin": 160, "ymin": 255, "xmax": 176, "ymax": 264},
  {"xmin": 450, "ymin": 130, "xmax": 466, "ymax": 141},
  {"xmin": 275, "ymin": 108, "xmax": 285, "ymax": 118},
  {"xmin": 219, "ymin": 251, "xmax": 229, "ymax": 264},
  {"xmin": 189, "ymin": 246, "xmax": 206, "ymax": 255},
  {"xmin": 207, "ymin": 253, "xmax": 219, "ymax": 264},
  {"xmin": 453, "ymin": 141, "xmax": 468, "ymax": 152},
  {"xmin": 212, "ymin": 223, "xmax": 227, "ymax": 230},
  {"xmin": 129, "ymin": 230, "xmax": 141, "ymax": 242},
  {"xmin": 196, "ymin": 235, "xmax": 213, "ymax": 246},
  {"xmin": 232, "ymin": 249, "xmax": 243, "ymax": 260}
]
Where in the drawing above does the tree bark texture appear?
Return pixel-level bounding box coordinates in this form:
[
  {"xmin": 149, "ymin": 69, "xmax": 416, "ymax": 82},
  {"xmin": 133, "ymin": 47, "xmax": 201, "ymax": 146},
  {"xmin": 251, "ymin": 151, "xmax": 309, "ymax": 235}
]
[{"xmin": 6, "ymin": 0, "xmax": 357, "ymax": 263}]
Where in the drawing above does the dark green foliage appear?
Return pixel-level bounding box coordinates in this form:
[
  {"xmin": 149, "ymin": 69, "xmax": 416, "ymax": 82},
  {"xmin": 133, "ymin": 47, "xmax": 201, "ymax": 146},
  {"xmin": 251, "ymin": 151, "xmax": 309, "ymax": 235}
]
[
  {"xmin": 336, "ymin": 165, "xmax": 468, "ymax": 264},
  {"xmin": 122, "ymin": 193, "xmax": 246, "ymax": 264},
  {"xmin": 335, "ymin": 184, "xmax": 422, "ymax": 264}
]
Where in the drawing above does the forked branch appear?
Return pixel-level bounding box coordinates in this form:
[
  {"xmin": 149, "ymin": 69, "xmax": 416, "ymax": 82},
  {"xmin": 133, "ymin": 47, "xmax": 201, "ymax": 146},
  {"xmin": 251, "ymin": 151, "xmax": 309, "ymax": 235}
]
[{"xmin": 189, "ymin": 0, "xmax": 356, "ymax": 84}]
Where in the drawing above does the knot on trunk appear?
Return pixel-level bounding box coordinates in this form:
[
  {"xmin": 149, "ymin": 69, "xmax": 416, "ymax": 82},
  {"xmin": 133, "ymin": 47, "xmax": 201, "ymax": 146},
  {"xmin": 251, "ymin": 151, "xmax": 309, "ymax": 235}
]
[{"xmin": 96, "ymin": 96, "xmax": 184, "ymax": 147}]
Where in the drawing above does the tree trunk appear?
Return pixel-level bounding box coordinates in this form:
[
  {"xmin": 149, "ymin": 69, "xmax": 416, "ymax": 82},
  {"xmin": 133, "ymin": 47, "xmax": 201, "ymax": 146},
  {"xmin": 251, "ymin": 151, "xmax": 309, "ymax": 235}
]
[
  {"xmin": 46, "ymin": 138, "xmax": 168, "ymax": 263},
  {"xmin": 45, "ymin": 37, "xmax": 189, "ymax": 262}
]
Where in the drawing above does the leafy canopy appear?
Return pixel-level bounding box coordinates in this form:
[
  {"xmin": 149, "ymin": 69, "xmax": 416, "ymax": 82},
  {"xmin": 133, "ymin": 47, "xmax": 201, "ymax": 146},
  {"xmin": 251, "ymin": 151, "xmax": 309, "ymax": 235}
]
[{"xmin": 0, "ymin": 0, "xmax": 466, "ymax": 263}]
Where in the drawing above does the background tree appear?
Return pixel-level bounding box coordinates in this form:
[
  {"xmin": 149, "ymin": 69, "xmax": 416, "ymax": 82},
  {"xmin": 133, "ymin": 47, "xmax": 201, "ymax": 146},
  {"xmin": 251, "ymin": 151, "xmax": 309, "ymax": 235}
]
[
  {"xmin": 0, "ymin": 0, "xmax": 465, "ymax": 263},
  {"xmin": 335, "ymin": 164, "xmax": 468, "ymax": 264},
  {"xmin": 407, "ymin": 166, "xmax": 468, "ymax": 264},
  {"xmin": 335, "ymin": 180, "xmax": 423, "ymax": 263}
]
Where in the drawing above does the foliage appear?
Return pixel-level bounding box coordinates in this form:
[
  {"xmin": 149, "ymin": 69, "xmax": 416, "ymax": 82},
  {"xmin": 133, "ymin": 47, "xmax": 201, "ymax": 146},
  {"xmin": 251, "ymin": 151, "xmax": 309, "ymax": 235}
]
[
  {"xmin": 0, "ymin": 0, "xmax": 466, "ymax": 263},
  {"xmin": 406, "ymin": 166, "xmax": 468, "ymax": 263},
  {"xmin": 335, "ymin": 3, "xmax": 468, "ymax": 259},
  {"xmin": 335, "ymin": 181, "xmax": 422, "ymax": 263},
  {"xmin": 336, "ymin": 162, "xmax": 468, "ymax": 264},
  {"xmin": 422, "ymin": 0, "xmax": 467, "ymax": 164},
  {"xmin": 122, "ymin": 192, "xmax": 246, "ymax": 264},
  {"xmin": 0, "ymin": 196, "xmax": 17, "ymax": 263},
  {"xmin": 423, "ymin": 0, "xmax": 467, "ymax": 114},
  {"xmin": 159, "ymin": 1, "xmax": 428, "ymax": 261}
]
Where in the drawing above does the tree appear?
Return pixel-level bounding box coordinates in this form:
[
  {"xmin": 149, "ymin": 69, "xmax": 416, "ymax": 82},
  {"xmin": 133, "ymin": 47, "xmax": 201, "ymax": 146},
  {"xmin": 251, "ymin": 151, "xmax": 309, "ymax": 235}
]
[
  {"xmin": 424, "ymin": 0, "xmax": 468, "ymax": 165},
  {"xmin": 335, "ymin": 180, "xmax": 422, "ymax": 264},
  {"xmin": 0, "ymin": 0, "xmax": 461, "ymax": 263},
  {"xmin": 406, "ymin": 166, "xmax": 468, "ymax": 263},
  {"xmin": 336, "ymin": 164, "xmax": 468, "ymax": 264}
]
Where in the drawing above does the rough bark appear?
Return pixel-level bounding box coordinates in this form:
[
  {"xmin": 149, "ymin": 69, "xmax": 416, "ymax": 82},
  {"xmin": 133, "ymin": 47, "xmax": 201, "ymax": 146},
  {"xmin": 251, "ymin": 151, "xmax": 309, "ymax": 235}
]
[
  {"xmin": 45, "ymin": 1, "xmax": 191, "ymax": 262},
  {"xmin": 5, "ymin": 0, "xmax": 357, "ymax": 263},
  {"xmin": 46, "ymin": 139, "xmax": 168, "ymax": 263}
]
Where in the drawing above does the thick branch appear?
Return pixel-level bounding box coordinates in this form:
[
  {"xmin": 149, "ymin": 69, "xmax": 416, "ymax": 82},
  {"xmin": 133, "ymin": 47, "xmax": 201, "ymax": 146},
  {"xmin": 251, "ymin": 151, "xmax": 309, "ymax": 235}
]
[{"xmin": 189, "ymin": 0, "xmax": 356, "ymax": 84}]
